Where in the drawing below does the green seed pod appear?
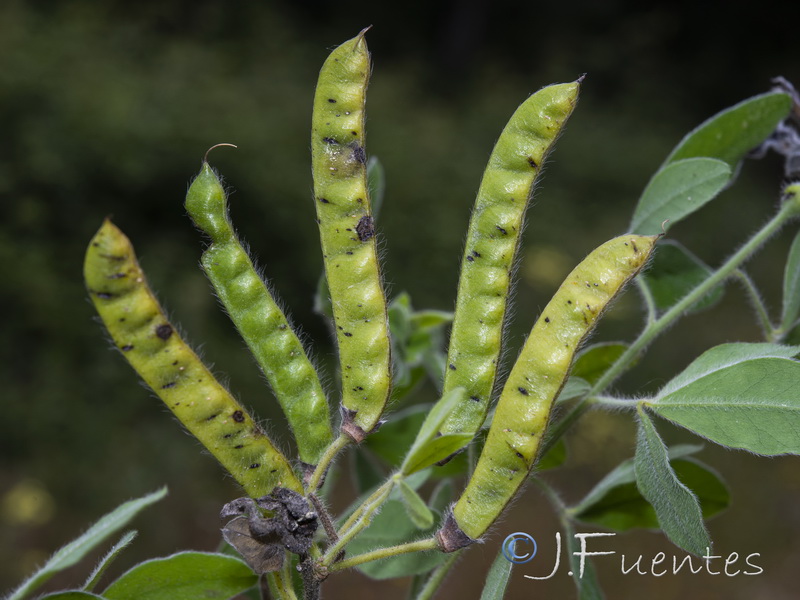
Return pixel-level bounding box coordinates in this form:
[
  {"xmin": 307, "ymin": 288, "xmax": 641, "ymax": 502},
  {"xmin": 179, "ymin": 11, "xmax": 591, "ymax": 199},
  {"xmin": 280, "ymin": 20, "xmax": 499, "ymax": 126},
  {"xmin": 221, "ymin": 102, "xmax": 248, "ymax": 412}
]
[
  {"xmin": 185, "ymin": 158, "xmax": 334, "ymax": 468},
  {"xmin": 84, "ymin": 219, "xmax": 302, "ymax": 496},
  {"xmin": 438, "ymin": 234, "xmax": 658, "ymax": 549},
  {"xmin": 311, "ymin": 29, "xmax": 391, "ymax": 442},
  {"xmin": 439, "ymin": 80, "xmax": 581, "ymax": 440}
]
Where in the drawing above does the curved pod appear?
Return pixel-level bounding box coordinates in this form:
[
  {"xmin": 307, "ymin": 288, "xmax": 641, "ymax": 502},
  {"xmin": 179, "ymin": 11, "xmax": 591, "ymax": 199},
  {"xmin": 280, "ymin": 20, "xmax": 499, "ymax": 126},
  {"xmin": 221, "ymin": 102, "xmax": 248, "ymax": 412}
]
[
  {"xmin": 311, "ymin": 30, "xmax": 391, "ymax": 442},
  {"xmin": 439, "ymin": 233, "xmax": 658, "ymax": 548},
  {"xmin": 185, "ymin": 162, "xmax": 333, "ymax": 467},
  {"xmin": 440, "ymin": 80, "xmax": 582, "ymax": 440},
  {"xmin": 84, "ymin": 219, "xmax": 302, "ymax": 496}
]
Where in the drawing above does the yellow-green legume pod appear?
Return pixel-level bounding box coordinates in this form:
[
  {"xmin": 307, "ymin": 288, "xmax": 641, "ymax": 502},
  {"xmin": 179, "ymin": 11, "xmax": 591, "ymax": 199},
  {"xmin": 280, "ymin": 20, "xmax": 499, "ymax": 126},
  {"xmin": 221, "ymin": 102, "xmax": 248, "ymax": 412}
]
[
  {"xmin": 185, "ymin": 159, "xmax": 333, "ymax": 467},
  {"xmin": 439, "ymin": 80, "xmax": 581, "ymax": 440},
  {"xmin": 84, "ymin": 219, "xmax": 302, "ymax": 496},
  {"xmin": 311, "ymin": 29, "xmax": 391, "ymax": 442},
  {"xmin": 438, "ymin": 234, "xmax": 658, "ymax": 549}
]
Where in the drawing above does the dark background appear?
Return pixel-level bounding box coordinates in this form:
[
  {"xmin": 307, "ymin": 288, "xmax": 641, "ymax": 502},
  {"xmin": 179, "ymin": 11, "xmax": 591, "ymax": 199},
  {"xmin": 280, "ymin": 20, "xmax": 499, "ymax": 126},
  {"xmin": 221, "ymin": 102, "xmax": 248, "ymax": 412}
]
[{"xmin": 2, "ymin": 1, "xmax": 799, "ymax": 598}]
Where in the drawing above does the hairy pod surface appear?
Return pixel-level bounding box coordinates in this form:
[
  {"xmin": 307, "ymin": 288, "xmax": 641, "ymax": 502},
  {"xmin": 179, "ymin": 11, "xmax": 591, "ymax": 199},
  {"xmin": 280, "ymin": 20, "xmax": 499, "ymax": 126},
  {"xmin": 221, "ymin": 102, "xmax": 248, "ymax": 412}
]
[
  {"xmin": 84, "ymin": 220, "xmax": 302, "ymax": 496},
  {"xmin": 440, "ymin": 80, "xmax": 581, "ymax": 439},
  {"xmin": 443, "ymin": 234, "xmax": 658, "ymax": 544},
  {"xmin": 311, "ymin": 30, "xmax": 391, "ymax": 442},
  {"xmin": 185, "ymin": 162, "xmax": 333, "ymax": 466}
]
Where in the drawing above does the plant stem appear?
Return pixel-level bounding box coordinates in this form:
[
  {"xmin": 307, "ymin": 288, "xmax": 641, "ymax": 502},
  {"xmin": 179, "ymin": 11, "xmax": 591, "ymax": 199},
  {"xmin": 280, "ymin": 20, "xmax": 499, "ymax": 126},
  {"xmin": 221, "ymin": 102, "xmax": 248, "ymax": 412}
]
[
  {"xmin": 413, "ymin": 551, "xmax": 462, "ymax": 600},
  {"xmin": 636, "ymin": 276, "xmax": 657, "ymax": 324},
  {"xmin": 266, "ymin": 569, "xmax": 299, "ymax": 600},
  {"xmin": 589, "ymin": 395, "xmax": 638, "ymax": 409},
  {"xmin": 328, "ymin": 537, "xmax": 439, "ymax": 572},
  {"xmin": 732, "ymin": 269, "xmax": 775, "ymax": 339},
  {"xmin": 306, "ymin": 434, "xmax": 351, "ymax": 494},
  {"xmin": 541, "ymin": 201, "xmax": 800, "ymax": 457},
  {"xmin": 321, "ymin": 478, "xmax": 395, "ymax": 567}
]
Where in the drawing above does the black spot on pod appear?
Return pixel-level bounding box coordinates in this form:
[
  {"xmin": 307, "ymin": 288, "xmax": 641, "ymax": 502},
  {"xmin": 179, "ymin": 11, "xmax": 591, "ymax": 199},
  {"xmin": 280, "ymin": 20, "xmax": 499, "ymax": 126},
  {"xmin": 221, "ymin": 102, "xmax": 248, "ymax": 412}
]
[
  {"xmin": 319, "ymin": 197, "xmax": 330, "ymax": 204},
  {"xmin": 449, "ymin": 364, "xmax": 457, "ymax": 371},
  {"xmin": 322, "ymin": 137, "xmax": 338, "ymax": 145},
  {"xmin": 121, "ymin": 344, "xmax": 134, "ymax": 352},
  {"xmin": 518, "ymin": 387, "xmax": 529, "ymax": 396},
  {"xmin": 466, "ymin": 256, "xmax": 474, "ymax": 262},
  {"xmin": 527, "ymin": 157, "xmax": 538, "ymax": 168},
  {"xmin": 161, "ymin": 382, "xmax": 177, "ymax": 389},
  {"xmin": 96, "ymin": 292, "xmax": 114, "ymax": 300},
  {"xmin": 496, "ymin": 225, "xmax": 508, "ymax": 235},
  {"xmin": 155, "ymin": 324, "xmax": 173, "ymax": 340},
  {"xmin": 544, "ymin": 317, "xmax": 550, "ymax": 323},
  {"xmin": 249, "ymin": 463, "xmax": 261, "ymax": 469},
  {"xmin": 232, "ymin": 410, "xmax": 245, "ymax": 423},
  {"xmin": 106, "ymin": 272, "xmax": 126, "ymax": 279},
  {"xmin": 328, "ymin": 98, "xmax": 337, "ymax": 103},
  {"xmin": 356, "ymin": 216, "xmax": 375, "ymax": 242},
  {"xmin": 350, "ymin": 143, "xmax": 366, "ymax": 164},
  {"xmin": 470, "ymin": 395, "xmax": 481, "ymax": 403}
]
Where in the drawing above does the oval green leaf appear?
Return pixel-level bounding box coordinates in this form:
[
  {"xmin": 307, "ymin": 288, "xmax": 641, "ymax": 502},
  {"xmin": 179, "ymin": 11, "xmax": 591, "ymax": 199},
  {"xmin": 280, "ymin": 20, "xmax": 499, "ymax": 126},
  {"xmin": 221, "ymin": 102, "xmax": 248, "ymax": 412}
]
[
  {"xmin": 479, "ymin": 548, "xmax": 513, "ymax": 600},
  {"xmin": 631, "ymin": 158, "xmax": 731, "ymax": 235},
  {"xmin": 782, "ymin": 229, "xmax": 800, "ymax": 330},
  {"xmin": 634, "ymin": 410, "xmax": 710, "ymax": 556},
  {"xmin": 570, "ymin": 446, "xmax": 728, "ymax": 532},
  {"xmin": 664, "ymin": 91, "xmax": 792, "ymax": 169},
  {"xmin": 102, "ymin": 552, "xmax": 257, "ymax": 600},
  {"xmin": 398, "ymin": 479, "xmax": 435, "ymax": 529},
  {"xmin": 6, "ymin": 488, "xmax": 166, "ymax": 600}
]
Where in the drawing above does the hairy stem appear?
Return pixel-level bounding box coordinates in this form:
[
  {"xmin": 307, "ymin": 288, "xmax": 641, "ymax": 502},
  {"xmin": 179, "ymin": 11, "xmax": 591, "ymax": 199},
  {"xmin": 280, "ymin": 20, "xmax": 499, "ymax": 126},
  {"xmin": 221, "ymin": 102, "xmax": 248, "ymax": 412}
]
[
  {"xmin": 321, "ymin": 479, "xmax": 395, "ymax": 567},
  {"xmin": 306, "ymin": 434, "xmax": 351, "ymax": 494},
  {"xmin": 733, "ymin": 269, "xmax": 775, "ymax": 339},
  {"xmin": 328, "ymin": 537, "xmax": 439, "ymax": 572}
]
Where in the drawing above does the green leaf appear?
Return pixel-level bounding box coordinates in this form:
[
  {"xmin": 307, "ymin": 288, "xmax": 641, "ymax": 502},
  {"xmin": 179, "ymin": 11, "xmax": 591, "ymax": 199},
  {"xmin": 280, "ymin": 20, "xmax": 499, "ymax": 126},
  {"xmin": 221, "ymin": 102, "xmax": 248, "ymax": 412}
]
[
  {"xmin": 563, "ymin": 520, "xmax": 605, "ymax": 600},
  {"xmin": 6, "ymin": 488, "xmax": 167, "ymax": 600},
  {"xmin": 557, "ymin": 377, "xmax": 590, "ymax": 403},
  {"xmin": 782, "ymin": 229, "xmax": 800, "ymax": 330},
  {"xmin": 649, "ymin": 343, "xmax": 800, "ymax": 454},
  {"xmin": 400, "ymin": 387, "xmax": 468, "ymax": 475},
  {"xmin": 40, "ymin": 593, "xmax": 108, "ymax": 599},
  {"xmin": 536, "ymin": 437, "xmax": 567, "ymax": 471},
  {"xmin": 479, "ymin": 548, "xmax": 513, "ymax": 600},
  {"xmin": 348, "ymin": 500, "xmax": 449, "ymax": 579},
  {"xmin": 634, "ymin": 410, "xmax": 710, "ymax": 555},
  {"xmin": 102, "ymin": 552, "xmax": 257, "ymax": 600},
  {"xmin": 665, "ymin": 91, "xmax": 792, "ymax": 169},
  {"xmin": 365, "ymin": 404, "xmax": 427, "ymax": 467},
  {"xmin": 367, "ymin": 155, "xmax": 386, "ymax": 220},
  {"xmin": 388, "ymin": 292, "xmax": 413, "ymax": 345},
  {"xmin": 398, "ymin": 480, "xmax": 435, "ymax": 529},
  {"xmin": 570, "ymin": 445, "xmax": 729, "ymax": 532},
  {"xmin": 410, "ymin": 310, "xmax": 454, "ymax": 330},
  {"xmin": 83, "ymin": 531, "xmax": 138, "ymax": 592},
  {"xmin": 640, "ymin": 240, "xmax": 724, "ymax": 313},
  {"xmin": 572, "ymin": 343, "xmax": 629, "ymax": 385},
  {"xmin": 631, "ymin": 158, "xmax": 731, "ymax": 235},
  {"xmin": 401, "ymin": 433, "xmax": 473, "ymax": 476}
]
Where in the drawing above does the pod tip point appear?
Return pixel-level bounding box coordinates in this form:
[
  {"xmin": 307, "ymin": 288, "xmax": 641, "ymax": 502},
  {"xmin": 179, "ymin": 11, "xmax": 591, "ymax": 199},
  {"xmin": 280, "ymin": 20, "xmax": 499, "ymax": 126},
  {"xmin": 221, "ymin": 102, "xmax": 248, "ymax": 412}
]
[{"xmin": 204, "ymin": 143, "xmax": 238, "ymax": 165}]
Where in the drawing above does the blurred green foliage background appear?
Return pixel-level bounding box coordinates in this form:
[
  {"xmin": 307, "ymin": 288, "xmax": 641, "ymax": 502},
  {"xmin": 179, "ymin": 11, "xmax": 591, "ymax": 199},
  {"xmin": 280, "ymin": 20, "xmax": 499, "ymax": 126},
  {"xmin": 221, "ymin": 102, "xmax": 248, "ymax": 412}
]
[{"xmin": 2, "ymin": 1, "xmax": 799, "ymax": 598}]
